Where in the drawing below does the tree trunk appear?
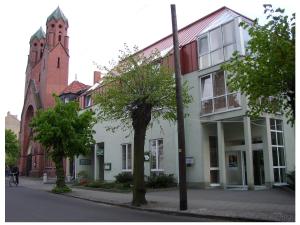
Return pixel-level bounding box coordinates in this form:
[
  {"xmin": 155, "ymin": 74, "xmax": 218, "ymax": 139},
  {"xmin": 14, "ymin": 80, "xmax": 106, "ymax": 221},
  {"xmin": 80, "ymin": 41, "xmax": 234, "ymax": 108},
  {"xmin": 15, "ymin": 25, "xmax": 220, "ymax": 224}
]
[
  {"xmin": 55, "ymin": 156, "xmax": 66, "ymax": 188},
  {"xmin": 131, "ymin": 102, "xmax": 152, "ymax": 206}
]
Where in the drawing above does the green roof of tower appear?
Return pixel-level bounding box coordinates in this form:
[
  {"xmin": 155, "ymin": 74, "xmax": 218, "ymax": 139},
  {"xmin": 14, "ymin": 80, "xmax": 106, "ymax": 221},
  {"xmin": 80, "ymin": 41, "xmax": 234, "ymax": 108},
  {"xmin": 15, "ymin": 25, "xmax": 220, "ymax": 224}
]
[
  {"xmin": 30, "ymin": 27, "xmax": 46, "ymax": 43},
  {"xmin": 47, "ymin": 6, "xmax": 68, "ymax": 24}
]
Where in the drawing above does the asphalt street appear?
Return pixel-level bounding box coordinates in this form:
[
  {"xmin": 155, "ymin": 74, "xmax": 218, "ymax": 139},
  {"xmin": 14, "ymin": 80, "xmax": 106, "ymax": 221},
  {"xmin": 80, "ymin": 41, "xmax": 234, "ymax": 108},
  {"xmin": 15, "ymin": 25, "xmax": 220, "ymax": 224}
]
[{"xmin": 5, "ymin": 182, "xmax": 221, "ymax": 222}]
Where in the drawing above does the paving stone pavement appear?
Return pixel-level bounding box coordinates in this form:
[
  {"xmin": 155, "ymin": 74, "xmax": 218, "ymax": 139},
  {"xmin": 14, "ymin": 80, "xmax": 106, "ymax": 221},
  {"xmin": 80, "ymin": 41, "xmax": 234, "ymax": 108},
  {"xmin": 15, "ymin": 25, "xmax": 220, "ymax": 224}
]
[{"xmin": 11, "ymin": 177, "xmax": 295, "ymax": 222}]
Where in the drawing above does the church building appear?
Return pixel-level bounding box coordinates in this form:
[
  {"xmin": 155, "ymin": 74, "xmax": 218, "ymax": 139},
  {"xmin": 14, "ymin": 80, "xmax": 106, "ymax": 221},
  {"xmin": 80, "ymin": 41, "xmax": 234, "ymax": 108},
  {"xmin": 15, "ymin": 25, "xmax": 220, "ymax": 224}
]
[{"xmin": 19, "ymin": 7, "xmax": 69, "ymax": 177}]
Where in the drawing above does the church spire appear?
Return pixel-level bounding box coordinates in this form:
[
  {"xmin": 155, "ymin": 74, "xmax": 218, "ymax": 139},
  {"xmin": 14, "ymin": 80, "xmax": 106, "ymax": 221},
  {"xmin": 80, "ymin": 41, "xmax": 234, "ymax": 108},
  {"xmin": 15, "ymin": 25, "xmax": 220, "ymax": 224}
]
[
  {"xmin": 46, "ymin": 6, "xmax": 68, "ymax": 26},
  {"xmin": 30, "ymin": 27, "xmax": 46, "ymax": 43}
]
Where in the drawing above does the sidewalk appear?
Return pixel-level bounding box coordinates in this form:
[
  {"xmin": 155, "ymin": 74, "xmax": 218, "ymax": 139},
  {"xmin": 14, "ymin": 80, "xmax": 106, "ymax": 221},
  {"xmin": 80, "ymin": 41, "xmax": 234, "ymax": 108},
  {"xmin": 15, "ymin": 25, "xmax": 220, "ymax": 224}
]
[{"xmin": 17, "ymin": 177, "xmax": 295, "ymax": 222}]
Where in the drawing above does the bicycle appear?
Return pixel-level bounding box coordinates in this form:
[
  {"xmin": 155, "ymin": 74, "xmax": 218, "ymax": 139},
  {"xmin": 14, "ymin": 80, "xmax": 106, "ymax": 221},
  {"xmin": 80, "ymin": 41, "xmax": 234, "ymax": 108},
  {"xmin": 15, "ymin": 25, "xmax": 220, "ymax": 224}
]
[{"xmin": 8, "ymin": 173, "xmax": 18, "ymax": 187}]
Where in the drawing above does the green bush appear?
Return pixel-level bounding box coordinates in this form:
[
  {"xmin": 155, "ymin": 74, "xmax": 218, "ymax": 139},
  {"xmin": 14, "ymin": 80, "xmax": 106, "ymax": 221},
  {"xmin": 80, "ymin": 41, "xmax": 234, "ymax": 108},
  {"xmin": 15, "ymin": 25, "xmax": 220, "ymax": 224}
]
[
  {"xmin": 287, "ymin": 170, "xmax": 295, "ymax": 190},
  {"xmin": 85, "ymin": 181, "xmax": 115, "ymax": 189},
  {"xmin": 77, "ymin": 170, "xmax": 88, "ymax": 179},
  {"xmin": 100, "ymin": 182, "xmax": 117, "ymax": 189},
  {"xmin": 146, "ymin": 173, "xmax": 176, "ymax": 188},
  {"xmin": 85, "ymin": 180, "xmax": 103, "ymax": 188},
  {"xmin": 52, "ymin": 185, "xmax": 72, "ymax": 194},
  {"xmin": 115, "ymin": 172, "xmax": 133, "ymax": 184}
]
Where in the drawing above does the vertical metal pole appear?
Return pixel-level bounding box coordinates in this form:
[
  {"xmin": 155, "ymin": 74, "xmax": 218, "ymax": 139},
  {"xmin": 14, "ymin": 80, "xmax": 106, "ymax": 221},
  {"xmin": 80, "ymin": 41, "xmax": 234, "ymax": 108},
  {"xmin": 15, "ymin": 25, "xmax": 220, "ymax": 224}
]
[{"xmin": 171, "ymin": 4, "xmax": 188, "ymax": 211}]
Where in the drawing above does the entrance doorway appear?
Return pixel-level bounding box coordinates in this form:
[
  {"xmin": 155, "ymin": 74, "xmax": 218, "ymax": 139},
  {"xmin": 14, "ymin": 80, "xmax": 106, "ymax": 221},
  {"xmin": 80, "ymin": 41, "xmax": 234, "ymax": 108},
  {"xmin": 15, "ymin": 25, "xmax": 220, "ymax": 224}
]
[
  {"xmin": 253, "ymin": 150, "xmax": 265, "ymax": 185},
  {"xmin": 26, "ymin": 154, "xmax": 32, "ymax": 176},
  {"xmin": 226, "ymin": 151, "xmax": 246, "ymax": 186}
]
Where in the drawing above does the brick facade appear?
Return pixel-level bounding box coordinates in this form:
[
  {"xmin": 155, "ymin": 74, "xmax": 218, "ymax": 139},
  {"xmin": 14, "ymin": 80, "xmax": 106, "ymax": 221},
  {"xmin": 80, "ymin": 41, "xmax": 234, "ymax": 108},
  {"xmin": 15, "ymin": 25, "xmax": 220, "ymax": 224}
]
[{"xmin": 19, "ymin": 7, "xmax": 69, "ymax": 177}]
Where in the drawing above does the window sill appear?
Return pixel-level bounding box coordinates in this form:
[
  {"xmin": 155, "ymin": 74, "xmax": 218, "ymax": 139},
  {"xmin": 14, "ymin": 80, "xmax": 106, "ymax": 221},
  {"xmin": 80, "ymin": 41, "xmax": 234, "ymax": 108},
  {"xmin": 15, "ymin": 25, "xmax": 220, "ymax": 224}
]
[
  {"xmin": 273, "ymin": 183, "xmax": 288, "ymax": 186},
  {"xmin": 121, "ymin": 169, "xmax": 132, "ymax": 173},
  {"xmin": 150, "ymin": 169, "xmax": 164, "ymax": 172}
]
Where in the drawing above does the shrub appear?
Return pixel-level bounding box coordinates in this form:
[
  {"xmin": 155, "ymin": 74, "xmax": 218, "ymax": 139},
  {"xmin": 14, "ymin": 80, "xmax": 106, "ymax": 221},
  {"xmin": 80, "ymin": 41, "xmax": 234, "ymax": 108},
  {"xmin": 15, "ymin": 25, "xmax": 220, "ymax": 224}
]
[
  {"xmin": 287, "ymin": 170, "xmax": 295, "ymax": 190},
  {"xmin": 98, "ymin": 182, "xmax": 116, "ymax": 189},
  {"xmin": 85, "ymin": 180, "xmax": 104, "ymax": 188},
  {"xmin": 52, "ymin": 185, "xmax": 72, "ymax": 194},
  {"xmin": 115, "ymin": 172, "xmax": 133, "ymax": 184},
  {"xmin": 77, "ymin": 170, "xmax": 88, "ymax": 179},
  {"xmin": 146, "ymin": 173, "xmax": 176, "ymax": 188}
]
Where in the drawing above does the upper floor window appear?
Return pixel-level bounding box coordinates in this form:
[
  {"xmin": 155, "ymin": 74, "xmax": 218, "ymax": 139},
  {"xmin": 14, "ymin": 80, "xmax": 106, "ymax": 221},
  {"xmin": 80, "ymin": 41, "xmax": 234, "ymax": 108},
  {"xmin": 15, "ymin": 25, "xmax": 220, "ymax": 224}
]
[
  {"xmin": 150, "ymin": 139, "xmax": 163, "ymax": 172},
  {"xmin": 121, "ymin": 143, "xmax": 132, "ymax": 171},
  {"xmin": 85, "ymin": 95, "xmax": 92, "ymax": 108},
  {"xmin": 200, "ymin": 71, "xmax": 241, "ymax": 115},
  {"xmin": 198, "ymin": 20, "xmax": 236, "ymax": 70}
]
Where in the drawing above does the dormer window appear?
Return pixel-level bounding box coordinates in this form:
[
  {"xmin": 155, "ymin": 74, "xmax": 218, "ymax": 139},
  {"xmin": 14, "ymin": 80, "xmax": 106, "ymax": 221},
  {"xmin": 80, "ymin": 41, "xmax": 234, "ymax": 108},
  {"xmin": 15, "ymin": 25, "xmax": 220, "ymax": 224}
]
[
  {"xmin": 85, "ymin": 95, "xmax": 92, "ymax": 108},
  {"xmin": 51, "ymin": 24, "xmax": 55, "ymax": 28},
  {"xmin": 198, "ymin": 20, "xmax": 236, "ymax": 70},
  {"xmin": 59, "ymin": 24, "xmax": 62, "ymax": 29}
]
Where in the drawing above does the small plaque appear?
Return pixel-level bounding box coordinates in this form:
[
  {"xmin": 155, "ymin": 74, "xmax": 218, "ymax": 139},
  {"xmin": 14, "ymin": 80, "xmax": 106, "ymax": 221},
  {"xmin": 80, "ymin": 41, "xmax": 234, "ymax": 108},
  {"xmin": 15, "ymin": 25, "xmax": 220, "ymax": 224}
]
[{"xmin": 104, "ymin": 163, "xmax": 111, "ymax": 170}]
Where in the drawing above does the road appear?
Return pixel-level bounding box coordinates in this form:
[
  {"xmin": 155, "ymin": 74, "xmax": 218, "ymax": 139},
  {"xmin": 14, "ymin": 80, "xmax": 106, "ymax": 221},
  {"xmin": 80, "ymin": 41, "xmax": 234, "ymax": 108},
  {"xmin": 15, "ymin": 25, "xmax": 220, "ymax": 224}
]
[{"xmin": 5, "ymin": 182, "xmax": 220, "ymax": 222}]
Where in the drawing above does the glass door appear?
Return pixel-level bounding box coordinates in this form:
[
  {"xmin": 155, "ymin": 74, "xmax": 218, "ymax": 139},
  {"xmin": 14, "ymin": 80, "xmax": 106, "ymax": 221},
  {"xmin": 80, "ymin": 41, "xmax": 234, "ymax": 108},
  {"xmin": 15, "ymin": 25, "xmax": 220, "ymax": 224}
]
[{"xmin": 226, "ymin": 151, "xmax": 243, "ymax": 185}]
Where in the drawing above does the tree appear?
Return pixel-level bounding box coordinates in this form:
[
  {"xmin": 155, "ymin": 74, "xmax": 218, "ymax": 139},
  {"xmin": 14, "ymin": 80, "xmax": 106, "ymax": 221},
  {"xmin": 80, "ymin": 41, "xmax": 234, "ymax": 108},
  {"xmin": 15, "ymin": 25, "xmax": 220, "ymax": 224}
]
[
  {"xmin": 30, "ymin": 96, "xmax": 96, "ymax": 192},
  {"xmin": 223, "ymin": 5, "xmax": 295, "ymax": 125},
  {"xmin": 94, "ymin": 45, "xmax": 192, "ymax": 206},
  {"xmin": 5, "ymin": 129, "xmax": 20, "ymax": 166}
]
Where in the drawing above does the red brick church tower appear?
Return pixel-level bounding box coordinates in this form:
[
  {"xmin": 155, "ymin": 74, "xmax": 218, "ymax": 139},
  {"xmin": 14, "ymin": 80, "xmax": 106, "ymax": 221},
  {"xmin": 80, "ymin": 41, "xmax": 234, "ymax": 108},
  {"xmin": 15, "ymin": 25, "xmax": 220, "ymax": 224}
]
[{"xmin": 19, "ymin": 7, "xmax": 69, "ymax": 177}]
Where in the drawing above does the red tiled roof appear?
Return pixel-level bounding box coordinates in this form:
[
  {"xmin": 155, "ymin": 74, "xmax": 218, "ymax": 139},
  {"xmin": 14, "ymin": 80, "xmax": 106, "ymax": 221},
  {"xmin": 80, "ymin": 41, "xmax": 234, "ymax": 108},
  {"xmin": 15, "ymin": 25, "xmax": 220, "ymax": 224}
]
[
  {"xmin": 140, "ymin": 6, "xmax": 250, "ymax": 57},
  {"xmin": 60, "ymin": 80, "xmax": 90, "ymax": 95}
]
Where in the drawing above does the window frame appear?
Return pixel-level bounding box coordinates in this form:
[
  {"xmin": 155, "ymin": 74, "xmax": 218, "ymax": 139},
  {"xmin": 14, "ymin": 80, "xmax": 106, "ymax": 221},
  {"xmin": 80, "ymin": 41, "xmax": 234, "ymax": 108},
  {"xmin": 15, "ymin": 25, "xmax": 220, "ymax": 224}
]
[
  {"xmin": 209, "ymin": 136, "xmax": 220, "ymax": 186},
  {"xmin": 85, "ymin": 95, "xmax": 92, "ymax": 108},
  {"xmin": 200, "ymin": 71, "xmax": 241, "ymax": 115},
  {"xmin": 149, "ymin": 139, "xmax": 164, "ymax": 172},
  {"xmin": 270, "ymin": 119, "xmax": 287, "ymax": 185},
  {"xmin": 198, "ymin": 19, "xmax": 236, "ymax": 70},
  {"xmin": 121, "ymin": 143, "xmax": 132, "ymax": 172}
]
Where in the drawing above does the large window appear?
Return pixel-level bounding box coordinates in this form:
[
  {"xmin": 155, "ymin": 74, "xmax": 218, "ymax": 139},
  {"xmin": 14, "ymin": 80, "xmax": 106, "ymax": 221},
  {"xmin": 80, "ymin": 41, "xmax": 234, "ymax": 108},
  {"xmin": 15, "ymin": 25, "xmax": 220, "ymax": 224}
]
[
  {"xmin": 198, "ymin": 20, "xmax": 236, "ymax": 70},
  {"xmin": 150, "ymin": 139, "xmax": 163, "ymax": 172},
  {"xmin": 121, "ymin": 143, "xmax": 132, "ymax": 171},
  {"xmin": 200, "ymin": 71, "xmax": 241, "ymax": 115},
  {"xmin": 270, "ymin": 119, "xmax": 287, "ymax": 184}
]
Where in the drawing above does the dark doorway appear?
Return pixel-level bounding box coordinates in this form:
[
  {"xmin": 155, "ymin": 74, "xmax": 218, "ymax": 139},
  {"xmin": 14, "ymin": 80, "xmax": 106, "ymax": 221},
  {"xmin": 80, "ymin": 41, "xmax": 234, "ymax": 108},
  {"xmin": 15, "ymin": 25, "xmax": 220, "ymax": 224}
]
[
  {"xmin": 253, "ymin": 150, "xmax": 265, "ymax": 185},
  {"xmin": 26, "ymin": 154, "xmax": 32, "ymax": 176},
  {"xmin": 69, "ymin": 158, "xmax": 74, "ymax": 178}
]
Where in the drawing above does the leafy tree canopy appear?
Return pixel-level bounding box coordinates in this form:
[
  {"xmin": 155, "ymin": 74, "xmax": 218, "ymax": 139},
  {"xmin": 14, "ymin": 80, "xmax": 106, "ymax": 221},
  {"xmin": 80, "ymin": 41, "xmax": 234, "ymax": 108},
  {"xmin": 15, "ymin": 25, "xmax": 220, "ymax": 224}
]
[
  {"xmin": 30, "ymin": 95, "xmax": 96, "ymax": 189},
  {"xmin": 223, "ymin": 5, "xmax": 295, "ymax": 125},
  {"xmin": 31, "ymin": 96, "xmax": 96, "ymax": 159},
  {"xmin": 94, "ymin": 44, "xmax": 192, "ymax": 131},
  {"xmin": 5, "ymin": 129, "xmax": 19, "ymax": 166}
]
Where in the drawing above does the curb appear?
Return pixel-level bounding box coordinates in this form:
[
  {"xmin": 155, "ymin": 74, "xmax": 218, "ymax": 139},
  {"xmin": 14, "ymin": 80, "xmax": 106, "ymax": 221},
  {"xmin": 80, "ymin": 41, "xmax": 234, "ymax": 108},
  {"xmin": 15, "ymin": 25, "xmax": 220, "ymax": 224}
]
[{"xmin": 60, "ymin": 192, "xmax": 272, "ymax": 222}]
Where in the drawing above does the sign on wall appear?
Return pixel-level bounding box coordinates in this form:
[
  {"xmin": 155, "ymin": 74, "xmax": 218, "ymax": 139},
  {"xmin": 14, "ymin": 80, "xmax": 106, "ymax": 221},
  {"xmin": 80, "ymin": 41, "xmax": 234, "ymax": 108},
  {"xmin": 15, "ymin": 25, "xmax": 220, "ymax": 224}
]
[{"xmin": 79, "ymin": 159, "xmax": 91, "ymax": 165}]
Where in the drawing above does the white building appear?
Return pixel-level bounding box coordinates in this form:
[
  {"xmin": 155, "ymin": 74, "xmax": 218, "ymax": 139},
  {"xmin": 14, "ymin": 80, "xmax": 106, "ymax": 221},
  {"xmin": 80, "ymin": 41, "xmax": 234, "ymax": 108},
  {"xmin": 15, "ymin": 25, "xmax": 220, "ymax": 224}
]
[{"xmin": 70, "ymin": 6, "xmax": 294, "ymax": 190}]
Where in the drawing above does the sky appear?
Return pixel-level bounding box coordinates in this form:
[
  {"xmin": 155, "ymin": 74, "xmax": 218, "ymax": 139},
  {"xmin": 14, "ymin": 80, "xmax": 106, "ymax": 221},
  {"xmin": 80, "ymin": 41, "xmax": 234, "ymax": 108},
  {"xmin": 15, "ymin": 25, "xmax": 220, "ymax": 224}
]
[{"xmin": 0, "ymin": 0, "xmax": 297, "ymax": 121}]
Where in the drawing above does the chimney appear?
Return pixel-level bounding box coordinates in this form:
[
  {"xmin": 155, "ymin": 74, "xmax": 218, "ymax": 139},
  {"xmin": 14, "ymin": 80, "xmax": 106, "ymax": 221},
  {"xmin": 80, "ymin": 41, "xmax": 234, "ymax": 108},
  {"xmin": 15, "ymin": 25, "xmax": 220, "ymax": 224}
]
[{"xmin": 93, "ymin": 71, "xmax": 101, "ymax": 84}]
